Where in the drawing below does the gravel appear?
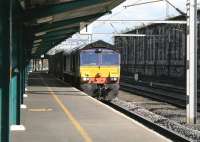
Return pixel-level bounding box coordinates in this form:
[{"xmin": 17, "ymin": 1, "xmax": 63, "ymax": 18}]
[{"xmin": 113, "ymin": 91, "xmax": 200, "ymax": 141}]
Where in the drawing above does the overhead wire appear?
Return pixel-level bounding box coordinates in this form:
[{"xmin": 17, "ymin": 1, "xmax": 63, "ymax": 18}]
[
  {"xmin": 124, "ymin": 0, "xmax": 185, "ymax": 15},
  {"xmin": 164, "ymin": 0, "xmax": 185, "ymax": 15},
  {"xmin": 124, "ymin": 0, "xmax": 163, "ymax": 8}
]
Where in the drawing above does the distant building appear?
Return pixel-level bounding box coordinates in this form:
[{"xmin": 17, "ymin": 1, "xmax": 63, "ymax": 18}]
[{"xmin": 115, "ymin": 13, "xmax": 200, "ymax": 86}]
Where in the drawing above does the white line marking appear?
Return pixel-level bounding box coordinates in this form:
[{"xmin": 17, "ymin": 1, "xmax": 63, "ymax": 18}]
[
  {"xmin": 23, "ymin": 93, "xmax": 28, "ymax": 98},
  {"xmin": 10, "ymin": 125, "xmax": 26, "ymax": 131},
  {"xmin": 20, "ymin": 104, "xmax": 27, "ymax": 109}
]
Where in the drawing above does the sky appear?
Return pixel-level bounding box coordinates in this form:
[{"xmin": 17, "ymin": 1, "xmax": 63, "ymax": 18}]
[{"xmin": 48, "ymin": 0, "xmax": 196, "ymax": 54}]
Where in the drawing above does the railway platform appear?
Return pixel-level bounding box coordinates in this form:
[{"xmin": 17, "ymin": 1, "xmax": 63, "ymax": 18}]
[{"xmin": 12, "ymin": 72, "xmax": 170, "ymax": 142}]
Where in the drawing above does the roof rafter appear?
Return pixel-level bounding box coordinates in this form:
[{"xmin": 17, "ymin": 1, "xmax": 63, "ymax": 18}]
[
  {"xmin": 34, "ymin": 27, "xmax": 79, "ymax": 40},
  {"xmin": 24, "ymin": 0, "xmax": 108, "ymax": 22},
  {"xmin": 34, "ymin": 12, "xmax": 107, "ymax": 33}
]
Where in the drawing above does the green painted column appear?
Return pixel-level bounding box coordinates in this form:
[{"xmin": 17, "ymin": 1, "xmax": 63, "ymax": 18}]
[
  {"xmin": 10, "ymin": 23, "xmax": 23, "ymax": 125},
  {"xmin": 25, "ymin": 63, "xmax": 29, "ymax": 89},
  {"xmin": 16, "ymin": 26, "xmax": 24, "ymax": 124},
  {"xmin": 10, "ymin": 75, "xmax": 17, "ymax": 125},
  {"xmin": 9, "ymin": 0, "xmax": 22, "ymax": 125},
  {"xmin": 0, "ymin": 0, "xmax": 11, "ymax": 142},
  {"xmin": 10, "ymin": 25, "xmax": 19, "ymax": 124},
  {"xmin": 20, "ymin": 43, "xmax": 25, "ymax": 105},
  {"xmin": 21, "ymin": 65, "xmax": 25, "ymax": 104},
  {"xmin": 20, "ymin": 27, "xmax": 28, "ymax": 105}
]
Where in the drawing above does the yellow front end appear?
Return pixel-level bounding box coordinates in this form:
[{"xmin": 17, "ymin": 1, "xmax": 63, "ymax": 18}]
[{"xmin": 80, "ymin": 66, "xmax": 120, "ymax": 84}]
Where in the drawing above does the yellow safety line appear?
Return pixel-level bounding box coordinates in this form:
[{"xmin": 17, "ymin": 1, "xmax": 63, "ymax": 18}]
[
  {"xmin": 47, "ymin": 86, "xmax": 93, "ymax": 142},
  {"xmin": 39, "ymin": 75, "xmax": 92, "ymax": 142}
]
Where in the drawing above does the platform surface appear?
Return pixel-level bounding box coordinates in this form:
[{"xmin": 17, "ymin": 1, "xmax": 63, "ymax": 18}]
[{"xmin": 12, "ymin": 72, "xmax": 171, "ymax": 142}]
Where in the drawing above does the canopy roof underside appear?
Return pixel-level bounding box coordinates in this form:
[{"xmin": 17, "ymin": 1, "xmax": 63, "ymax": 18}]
[{"xmin": 18, "ymin": 0, "xmax": 124, "ymax": 57}]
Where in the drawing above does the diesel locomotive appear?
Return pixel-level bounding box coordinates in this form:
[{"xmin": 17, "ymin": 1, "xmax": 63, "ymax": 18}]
[{"xmin": 49, "ymin": 40, "xmax": 121, "ymax": 101}]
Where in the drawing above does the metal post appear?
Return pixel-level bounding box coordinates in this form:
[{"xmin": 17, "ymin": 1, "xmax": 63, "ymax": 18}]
[
  {"xmin": 20, "ymin": 31, "xmax": 26, "ymax": 105},
  {"xmin": 33, "ymin": 59, "xmax": 35, "ymax": 71},
  {"xmin": 25, "ymin": 63, "xmax": 29, "ymax": 90},
  {"xmin": 34, "ymin": 59, "xmax": 36, "ymax": 71},
  {"xmin": 42, "ymin": 59, "xmax": 44, "ymax": 71},
  {"xmin": 186, "ymin": 0, "xmax": 198, "ymax": 124},
  {"xmin": 35, "ymin": 59, "xmax": 37, "ymax": 71},
  {"xmin": 0, "ymin": 0, "xmax": 11, "ymax": 141},
  {"xmin": 32, "ymin": 59, "xmax": 34, "ymax": 71},
  {"xmin": 16, "ymin": 26, "xmax": 23, "ymax": 125},
  {"xmin": 21, "ymin": 65, "xmax": 25, "ymax": 105}
]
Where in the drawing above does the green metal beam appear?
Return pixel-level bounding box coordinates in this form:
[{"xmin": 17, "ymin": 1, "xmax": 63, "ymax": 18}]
[
  {"xmin": 34, "ymin": 12, "xmax": 107, "ymax": 33},
  {"xmin": 31, "ymin": 33, "xmax": 75, "ymax": 55},
  {"xmin": 34, "ymin": 27, "xmax": 79, "ymax": 40},
  {"xmin": 32, "ymin": 38, "xmax": 63, "ymax": 56},
  {"xmin": 35, "ymin": 37, "xmax": 67, "ymax": 57},
  {"xmin": 43, "ymin": 39, "xmax": 66, "ymax": 53},
  {"xmin": 44, "ymin": 25, "xmax": 79, "ymax": 33},
  {"xmin": 34, "ymin": 32, "xmax": 75, "ymax": 46},
  {"xmin": 0, "ymin": 0, "xmax": 11, "ymax": 142},
  {"xmin": 24, "ymin": 0, "xmax": 108, "ymax": 22},
  {"xmin": 35, "ymin": 32, "xmax": 76, "ymax": 43}
]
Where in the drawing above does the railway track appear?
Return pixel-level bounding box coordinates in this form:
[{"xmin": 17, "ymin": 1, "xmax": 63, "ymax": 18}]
[
  {"xmin": 107, "ymin": 99, "xmax": 200, "ymax": 142},
  {"xmin": 121, "ymin": 76, "xmax": 200, "ymax": 94},
  {"xmin": 105, "ymin": 100, "xmax": 193, "ymax": 142},
  {"xmin": 109, "ymin": 80, "xmax": 200, "ymax": 141},
  {"xmin": 120, "ymin": 81, "xmax": 200, "ymax": 108}
]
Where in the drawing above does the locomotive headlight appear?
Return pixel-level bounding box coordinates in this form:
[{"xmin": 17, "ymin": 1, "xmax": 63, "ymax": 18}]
[
  {"xmin": 82, "ymin": 77, "xmax": 89, "ymax": 81},
  {"xmin": 110, "ymin": 77, "xmax": 118, "ymax": 81}
]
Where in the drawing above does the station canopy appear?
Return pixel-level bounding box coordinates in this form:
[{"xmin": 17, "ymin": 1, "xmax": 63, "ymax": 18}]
[{"xmin": 20, "ymin": 0, "xmax": 124, "ymax": 57}]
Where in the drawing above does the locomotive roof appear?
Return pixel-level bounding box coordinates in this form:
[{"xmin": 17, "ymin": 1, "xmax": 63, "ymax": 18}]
[
  {"xmin": 81, "ymin": 40, "xmax": 115, "ymax": 50},
  {"xmin": 69, "ymin": 40, "xmax": 117, "ymax": 53},
  {"xmin": 63, "ymin": 40, "xmax": 118, "ymax": 55}
]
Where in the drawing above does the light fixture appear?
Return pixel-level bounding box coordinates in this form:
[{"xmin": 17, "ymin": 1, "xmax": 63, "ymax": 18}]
[
  {"xmin": 33, "ymin": 43, "xmax": 40, "ymax": 47},
  {"xmin": 37, "ymin": 16, "xmax": 53, "ymax": 24},
  {"xmin": 35, "ymin": 32, "xmax": 46, "ymax": 37},
  {"xmin": 34, "ymin": 39, "xmax": 42, "ymax": 44},
  {"xmin": 32, "ymin": 46, "xmax": 39, "ymax": 50}
]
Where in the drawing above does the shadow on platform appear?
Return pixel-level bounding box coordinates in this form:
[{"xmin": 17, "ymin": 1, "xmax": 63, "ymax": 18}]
[{"xmin": 28, "ymin": 72, "xmax": 70, "ymax": 87}]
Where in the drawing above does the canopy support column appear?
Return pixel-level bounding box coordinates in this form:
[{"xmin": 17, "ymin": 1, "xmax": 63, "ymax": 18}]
[{"xmin": 0, "ymin": 0, "xmax": 11, "ymax": 142}]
